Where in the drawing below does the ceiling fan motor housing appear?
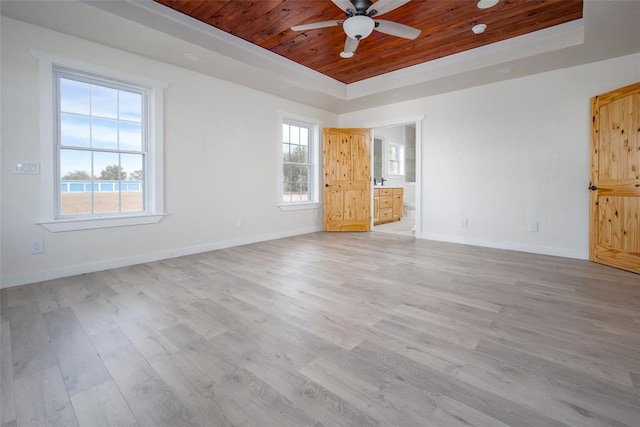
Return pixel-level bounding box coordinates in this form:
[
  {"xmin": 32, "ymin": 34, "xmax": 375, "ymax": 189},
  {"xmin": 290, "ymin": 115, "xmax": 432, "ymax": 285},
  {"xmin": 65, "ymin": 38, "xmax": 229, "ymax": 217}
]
[
  {"xmin": 343, "ymin": 15, "xmax": 376, "ymax": 39},
  {"xmin": 347, "ymin": 0, "xmax": 376, "ymax": 15}
]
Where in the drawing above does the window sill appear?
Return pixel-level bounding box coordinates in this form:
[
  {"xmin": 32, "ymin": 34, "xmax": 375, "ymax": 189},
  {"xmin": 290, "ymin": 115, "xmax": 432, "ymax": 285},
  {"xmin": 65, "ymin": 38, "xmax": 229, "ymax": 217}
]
[
  {"xmin": 278, "ymin": 202, "xmax": 322, "ymax": 212},
  {"xmin": 38, "ymin": 213, "xmax": 166, "ymax": 232}
]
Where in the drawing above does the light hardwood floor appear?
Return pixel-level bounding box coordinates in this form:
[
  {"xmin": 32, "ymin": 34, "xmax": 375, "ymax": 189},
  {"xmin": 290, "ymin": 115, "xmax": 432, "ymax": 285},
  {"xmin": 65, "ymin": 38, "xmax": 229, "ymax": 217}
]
[{"xmin": 1, "ymin": 232, "xmax": 639, "ymax": 427}]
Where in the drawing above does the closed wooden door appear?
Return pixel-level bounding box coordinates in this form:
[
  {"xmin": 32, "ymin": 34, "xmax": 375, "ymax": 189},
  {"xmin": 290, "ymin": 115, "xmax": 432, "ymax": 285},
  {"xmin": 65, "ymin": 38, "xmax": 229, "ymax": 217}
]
[
  {"xmin": 323, "ymin": 128, "xmax": 371, "ymax": 232},
  {"xmin": 589, "ymin": 82, "xmax": 640, "ymax": 273}
]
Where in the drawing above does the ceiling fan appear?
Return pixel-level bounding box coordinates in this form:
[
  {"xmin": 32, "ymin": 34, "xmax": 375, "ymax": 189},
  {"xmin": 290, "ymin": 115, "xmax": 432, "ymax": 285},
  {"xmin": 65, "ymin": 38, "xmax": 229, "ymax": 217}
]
[{"xmin": 291, "ymin": 0, "xmax": 421, "ymax": 58}]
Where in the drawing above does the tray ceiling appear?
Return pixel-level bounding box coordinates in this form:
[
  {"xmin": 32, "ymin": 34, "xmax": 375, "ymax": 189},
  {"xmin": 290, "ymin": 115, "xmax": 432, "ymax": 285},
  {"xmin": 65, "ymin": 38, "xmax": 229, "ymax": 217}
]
[
  {"xmin": 154, "ymin": 0, "xmax": 584, "ymax": 84},
  {"xmin": 5, "ymin": 0, "xmax": 638, "ymax": 113}
]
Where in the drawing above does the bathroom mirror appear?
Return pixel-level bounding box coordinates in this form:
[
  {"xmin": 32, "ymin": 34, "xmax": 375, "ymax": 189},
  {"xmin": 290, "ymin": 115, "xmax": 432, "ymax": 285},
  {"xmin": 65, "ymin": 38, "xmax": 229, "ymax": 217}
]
[
  {"xmin": 372, "ymin": 125, "xmax": 415, "ymax": 183},
  {"xmin": 373, "ymin": 137, "xmax": 383, "ymax": 180}
]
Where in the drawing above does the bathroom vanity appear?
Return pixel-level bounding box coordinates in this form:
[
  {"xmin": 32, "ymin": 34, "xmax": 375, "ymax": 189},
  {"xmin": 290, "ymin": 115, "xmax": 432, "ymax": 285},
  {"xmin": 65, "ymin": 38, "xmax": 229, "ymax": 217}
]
[{"xmin": 373, "ymin": 186, "xmax": 403, "ymax": 225}]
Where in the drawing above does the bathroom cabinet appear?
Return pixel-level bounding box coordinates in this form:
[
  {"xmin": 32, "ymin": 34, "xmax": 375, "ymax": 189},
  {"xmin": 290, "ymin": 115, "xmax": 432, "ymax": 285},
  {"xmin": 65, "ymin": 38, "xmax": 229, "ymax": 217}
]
[{"xmin": 373, "ymin": 187, "xmax": 403, "ymax": 225}]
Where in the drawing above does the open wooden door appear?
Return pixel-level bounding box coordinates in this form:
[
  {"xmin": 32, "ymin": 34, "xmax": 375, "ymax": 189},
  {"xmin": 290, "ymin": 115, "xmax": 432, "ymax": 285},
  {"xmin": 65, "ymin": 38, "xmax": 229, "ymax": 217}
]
[
  {"xmin": 589, "ymin": 82, "xmax": 640, "ymax": 273},
  {"xmin": 323, "ymin": 128, "xmax": 371, "ymax": 232}
]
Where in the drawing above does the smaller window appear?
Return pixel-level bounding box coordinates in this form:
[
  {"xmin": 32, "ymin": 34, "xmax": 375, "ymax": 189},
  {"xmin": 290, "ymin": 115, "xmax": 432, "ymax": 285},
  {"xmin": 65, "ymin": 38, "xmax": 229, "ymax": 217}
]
[
  {"xmin": 281, "ymin": 119, "xmax": 317, "ymax": 204},
  {"xmin": 388, "ymin": 142, "xmax": 405, "ymax": 176}
]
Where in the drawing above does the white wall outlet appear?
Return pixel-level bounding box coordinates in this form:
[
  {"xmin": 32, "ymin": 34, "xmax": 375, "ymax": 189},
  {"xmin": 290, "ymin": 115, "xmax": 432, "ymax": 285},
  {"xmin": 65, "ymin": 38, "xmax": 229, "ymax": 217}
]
[
  {"xmin": 31, "ymin": 239, "xmax": 44, "ymax": 254},
  {"xmin": 528, "ymin": 222, "xmax": 539, "ymax": 233},
  {"xmin": 459, "ymin": 217, "xmax": 468, "ymax": 228},
  {"xmin": 237, "ymin": 216, "xmax": 246, "ymax": 228},
  {"xmin": 14, "ymin": 162, "xmax": 40, "ymax": 174}
]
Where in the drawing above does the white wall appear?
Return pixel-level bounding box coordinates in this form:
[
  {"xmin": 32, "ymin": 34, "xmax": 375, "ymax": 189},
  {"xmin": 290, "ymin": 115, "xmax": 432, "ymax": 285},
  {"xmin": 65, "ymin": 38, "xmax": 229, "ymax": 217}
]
[
  {"xmin": 0, "ymin": 17, "xmax": 337, "ymax": 287},
  {"xmin": 341, "ymin": 53, "xmax": 640, "ymax": 258}
]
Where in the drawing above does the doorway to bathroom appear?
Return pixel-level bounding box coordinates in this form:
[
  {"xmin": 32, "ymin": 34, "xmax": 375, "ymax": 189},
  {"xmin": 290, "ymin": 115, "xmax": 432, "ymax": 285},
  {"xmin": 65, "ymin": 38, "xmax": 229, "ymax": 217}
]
[{"xmin": 371, "ymin": 120, "xmax": 420, "ymax": 237}]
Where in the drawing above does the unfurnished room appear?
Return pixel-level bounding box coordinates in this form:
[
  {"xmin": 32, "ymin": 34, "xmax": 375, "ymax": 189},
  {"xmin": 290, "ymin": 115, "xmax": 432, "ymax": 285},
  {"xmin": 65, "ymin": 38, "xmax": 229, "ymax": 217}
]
[{"xmin": 1, "ymin": 0, "xmax": 639, "ymax": 426}]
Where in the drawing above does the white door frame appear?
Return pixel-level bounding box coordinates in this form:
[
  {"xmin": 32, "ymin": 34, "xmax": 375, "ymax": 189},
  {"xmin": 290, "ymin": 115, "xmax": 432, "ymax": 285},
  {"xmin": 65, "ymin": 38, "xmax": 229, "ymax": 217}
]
[{"xmin": 366, "ymin": 115, "xmax": 424, "ymax": 236}]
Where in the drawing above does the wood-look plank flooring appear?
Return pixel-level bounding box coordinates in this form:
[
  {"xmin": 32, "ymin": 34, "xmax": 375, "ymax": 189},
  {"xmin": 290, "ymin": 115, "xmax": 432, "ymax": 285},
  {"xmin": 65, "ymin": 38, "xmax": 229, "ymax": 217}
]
[{"xmin": 1, "ymin": 232, "xmax": 639, "ymax": 426}]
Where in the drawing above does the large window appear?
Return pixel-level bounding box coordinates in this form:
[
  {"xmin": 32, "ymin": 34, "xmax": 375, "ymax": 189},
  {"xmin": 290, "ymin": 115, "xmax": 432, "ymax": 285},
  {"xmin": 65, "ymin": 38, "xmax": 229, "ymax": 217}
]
[
  {"xmin": 282, "ymin": 119, "xmax": 315, "ymax": 204},
  {"xmin": 33, "ymin": 50, "xmax": 167, "ymax": 232},
  {"xmin": 56, "ymin": 69, "xmax": 147, "ymax": 217}
]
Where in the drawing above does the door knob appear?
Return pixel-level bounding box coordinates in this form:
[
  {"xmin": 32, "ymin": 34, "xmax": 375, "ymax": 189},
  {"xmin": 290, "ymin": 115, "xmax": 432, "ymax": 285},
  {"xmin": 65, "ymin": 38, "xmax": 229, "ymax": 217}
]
[
  {"xmin": 325, "ymin": 183, "xmax": 330, "ymax": 187},
  {"xmin": 588, "ymin": 185, "xmax": 598, "ymax": 191}
]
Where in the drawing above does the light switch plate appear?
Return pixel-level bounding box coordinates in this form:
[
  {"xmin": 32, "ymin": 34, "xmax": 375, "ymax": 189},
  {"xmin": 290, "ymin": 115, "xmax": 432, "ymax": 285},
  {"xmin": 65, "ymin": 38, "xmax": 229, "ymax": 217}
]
[{"xmin": 14, "ymin": 162, "xmax": 40, "ymax": 174}]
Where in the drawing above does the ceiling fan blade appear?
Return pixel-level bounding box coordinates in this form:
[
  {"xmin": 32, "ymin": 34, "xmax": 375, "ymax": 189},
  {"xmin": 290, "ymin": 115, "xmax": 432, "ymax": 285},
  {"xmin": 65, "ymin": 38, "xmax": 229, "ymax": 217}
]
[
  {"xmin": 332, "ymin": 0, "xmax": 355, "ymax": 13},
  {"xmin": 366, "ymin": 0, "xmax": 411, "ymax": 17},
  {"xmin": 374, "ymin": 20, "xmax": 421, "ymax": 39},
  {"xmin": 291, "ymin": 20, "xmax": 342, "ymax": 32}
]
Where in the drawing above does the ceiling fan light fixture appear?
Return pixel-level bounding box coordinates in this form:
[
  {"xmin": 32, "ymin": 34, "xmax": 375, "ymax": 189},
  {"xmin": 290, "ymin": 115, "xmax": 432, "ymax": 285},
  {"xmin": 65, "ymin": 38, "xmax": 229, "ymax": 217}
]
[
  {"xmin": 343, "ymin": 15, "xmax": 375, "ymax": 40},
  {"xmin": 340, "ymin": 51, "xmax": 354, "ymax": 58}
]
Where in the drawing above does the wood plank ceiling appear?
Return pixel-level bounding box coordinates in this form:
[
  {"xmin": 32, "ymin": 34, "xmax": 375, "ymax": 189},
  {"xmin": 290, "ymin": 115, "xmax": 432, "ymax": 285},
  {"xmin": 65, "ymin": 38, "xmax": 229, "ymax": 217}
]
[{"xmin": 154, "ymin": 0, "xmax": 583, "ymax": 84}]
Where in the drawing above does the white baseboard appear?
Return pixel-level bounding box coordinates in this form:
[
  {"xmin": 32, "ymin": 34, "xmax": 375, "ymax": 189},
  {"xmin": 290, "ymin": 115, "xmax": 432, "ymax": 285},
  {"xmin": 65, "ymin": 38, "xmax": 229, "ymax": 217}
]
[
  {"xmin": 0, "ymin": 226, "xmax": 322, "ymax": 289},
  {"xmin": 417, "ymin": 232, "xmax": 589, "ymax": 260}
]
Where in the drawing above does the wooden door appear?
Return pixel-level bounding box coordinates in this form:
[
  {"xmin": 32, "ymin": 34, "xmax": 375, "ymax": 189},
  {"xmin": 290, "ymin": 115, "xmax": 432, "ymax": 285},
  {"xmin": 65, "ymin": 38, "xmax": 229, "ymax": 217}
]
[
  {"xmin": 590, "ymin": 82, "xmax": 640, "ymax": 273},
  {"xmin": 323, "ymin": 128, "xmax": 371, "ymax": 232}
]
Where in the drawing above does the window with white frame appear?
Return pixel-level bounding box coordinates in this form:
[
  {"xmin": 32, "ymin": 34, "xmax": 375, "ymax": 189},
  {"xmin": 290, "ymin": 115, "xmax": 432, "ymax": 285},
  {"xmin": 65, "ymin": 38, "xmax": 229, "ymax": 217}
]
[
  {"xmin": 388, "ymin": 142, "xmax": 405, "ymax": 175},
  {"xmin": 56, "ymin": 68, "xmax": 148, "ymax": 217},
  {"xmin": 33, "ymin": 50, "xmax": 167, "ymax": 232},
  {"xmin": 281, "ymin": 119, "xmax": 317, "ymax": 204}
]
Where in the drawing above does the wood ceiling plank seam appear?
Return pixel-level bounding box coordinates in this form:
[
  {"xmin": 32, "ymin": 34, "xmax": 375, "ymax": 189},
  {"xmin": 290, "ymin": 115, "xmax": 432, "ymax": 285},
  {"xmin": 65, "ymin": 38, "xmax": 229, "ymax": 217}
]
[
  {"xmin": 206, "ymin": 0, "xmax": 264, "ymax": 26},
  {"xmin": 233, "ymin": 0, "xmax": 305, "ymax": 41},
  {"xmin": 207, "ymin": 0, "xmax": 287, "ymax": 38}
]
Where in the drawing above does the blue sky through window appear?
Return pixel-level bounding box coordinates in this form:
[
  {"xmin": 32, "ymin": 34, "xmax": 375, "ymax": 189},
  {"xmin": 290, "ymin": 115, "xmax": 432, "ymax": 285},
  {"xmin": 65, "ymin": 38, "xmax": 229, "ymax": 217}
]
[{"xmin": 59, "ymin": 77, "xmax": 143, "ymax": 178}]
